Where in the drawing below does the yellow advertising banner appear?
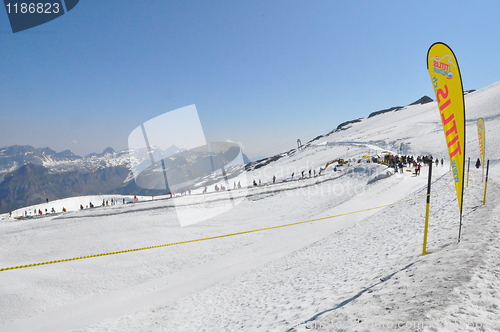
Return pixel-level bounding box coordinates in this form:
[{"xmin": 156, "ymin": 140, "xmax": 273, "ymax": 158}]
[
  {"xmin": 427, "ymin": 42, "xmax": 466, "ymax": 214},
  {"xmin": 477, "ymin": 118, "xmax": 485, "ymax": 169}
]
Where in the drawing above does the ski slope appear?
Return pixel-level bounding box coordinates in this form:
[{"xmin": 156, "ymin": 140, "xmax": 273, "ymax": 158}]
[{"xmin": 1, "ymin": 82, "xmax": 500, "ymax": 331}]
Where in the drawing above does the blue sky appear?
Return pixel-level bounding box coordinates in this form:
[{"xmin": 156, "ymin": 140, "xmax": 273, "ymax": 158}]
[{"xmin": 2, "ymin": 1, "xmax": 500, "ymax": 160}]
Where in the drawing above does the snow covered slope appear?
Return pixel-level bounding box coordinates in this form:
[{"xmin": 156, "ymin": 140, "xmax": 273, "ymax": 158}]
[{"xmin": 1, "ymin": 81, "xmax": 500, "ymax": 331}]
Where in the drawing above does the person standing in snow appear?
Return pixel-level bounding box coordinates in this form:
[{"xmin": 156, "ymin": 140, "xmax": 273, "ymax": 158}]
[
  {"xmin": 273, "ymin": 175, "xmax": 276, "ymax": 184},
  {"xmin": 476, "ymin": 158, "xmax": 481, "ymax": 169},
  {"xmin": 417, "ymin": 163, "xmax": 422, "ymax": 176},
  {"xmin": 441, "ymin": 158, "xmax": 444, "ymax": 166},
  {"xmin": 291, "ymin": 172, "xmax": 294, "ymax": 180}
]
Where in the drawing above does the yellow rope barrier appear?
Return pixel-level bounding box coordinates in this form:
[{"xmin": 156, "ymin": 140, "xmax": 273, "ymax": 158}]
[{"xmin": 0, "ymin": 189, "xmax": 450, "ymax": 272}]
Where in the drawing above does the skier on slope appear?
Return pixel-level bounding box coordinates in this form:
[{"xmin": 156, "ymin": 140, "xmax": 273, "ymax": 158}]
[{"xmin": 476, "ymin": 158, "xmax": 481, "ymax": 169}]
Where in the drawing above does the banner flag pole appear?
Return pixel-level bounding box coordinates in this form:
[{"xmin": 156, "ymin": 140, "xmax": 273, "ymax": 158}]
[
  {"xmin": 466, "ymin": 157, "xmax": 470, "ymax": 188},
  {"xmin": 422, "ymin": 161, "xmax": 433, "ymax": 256},
  {"xmin": 483, "ymin": 160, "xmax": 490, "ymax": 205}
]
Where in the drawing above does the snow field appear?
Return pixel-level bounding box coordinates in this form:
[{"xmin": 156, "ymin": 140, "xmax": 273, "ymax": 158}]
[{"xmin": 1, "ymin": 82, "xmax": 500, "ymax": 331}]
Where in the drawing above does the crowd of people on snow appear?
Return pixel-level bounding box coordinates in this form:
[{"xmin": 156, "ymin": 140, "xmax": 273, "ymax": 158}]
[
  {"xmin": 380, "ymin": 154, "xmax": 446, "ymax": 176},
  {"xmin": 13, "ymin": 196, "xmax": 137, "ymax": 219},
  {"xmin": 251, "ymin": 161, "xmax": 345, "ymax": 188}
]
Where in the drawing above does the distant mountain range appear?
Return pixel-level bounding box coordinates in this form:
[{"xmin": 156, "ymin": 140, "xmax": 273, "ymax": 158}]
[
  {"xmin": 0, "ymin": 163, "xmax": 130, "ymax": 213},
  {"xmin": 0, "ymin": 145, "xmax": 130, "ymax": 180},
  {"xmin": 0, "ymin": 145, "xmax": 252, "ymax": 213}
]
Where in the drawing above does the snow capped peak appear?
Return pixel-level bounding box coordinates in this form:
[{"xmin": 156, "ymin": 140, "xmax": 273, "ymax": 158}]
[{"xmin": 103, "ymin": 147, "xmax": 115, "ymax": 155}]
